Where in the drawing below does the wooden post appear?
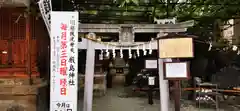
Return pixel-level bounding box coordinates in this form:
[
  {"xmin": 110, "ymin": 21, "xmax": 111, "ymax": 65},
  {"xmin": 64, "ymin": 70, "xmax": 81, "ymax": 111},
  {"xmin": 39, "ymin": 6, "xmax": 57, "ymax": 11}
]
[
  {"xmin": 173, "ymin": 80, "xmax": 181, "ymax": 111},
  {"xmin": 25, "ymin": 14, "xmax": 32, "ymax": 84},
  {"xmin": 173, "ymin": 59, "xmax": 181, "ymax": 111},
  {"xmin": 148, "ymin": 83, "xmax": 154, "ymax": 105}
]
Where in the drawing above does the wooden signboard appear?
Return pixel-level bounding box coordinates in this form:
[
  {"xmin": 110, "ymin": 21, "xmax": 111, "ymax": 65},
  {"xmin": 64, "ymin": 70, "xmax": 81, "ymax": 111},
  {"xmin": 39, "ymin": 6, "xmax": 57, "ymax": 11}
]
[{"xmin": 158, "ymin": 38, "xmax": 193, "ymax": 58}]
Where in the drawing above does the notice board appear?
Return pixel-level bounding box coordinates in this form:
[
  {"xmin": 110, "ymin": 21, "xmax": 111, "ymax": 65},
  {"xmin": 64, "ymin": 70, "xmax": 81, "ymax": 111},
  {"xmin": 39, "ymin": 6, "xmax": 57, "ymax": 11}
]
[{"xmin": 158, "ymin": 38, "xmax": 193, "ymax": 58}]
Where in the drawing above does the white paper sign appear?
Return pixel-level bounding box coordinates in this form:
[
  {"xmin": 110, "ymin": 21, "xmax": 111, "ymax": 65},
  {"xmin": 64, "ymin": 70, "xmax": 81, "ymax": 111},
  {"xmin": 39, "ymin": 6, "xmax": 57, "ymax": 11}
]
[
  {"xmin": 148, "ymin": 77, "xmax": 155, "ymax": 85},
  {"xmin": 165, "ymin": 62, "xmax": 188, "ymax": 78},
  {"xmin": 50, "ymin": 11, "xmax": 79, "ymax": 111},
  {"xmin": 145, "ymin": 60, "xmax": 157, "ymax": 69}
]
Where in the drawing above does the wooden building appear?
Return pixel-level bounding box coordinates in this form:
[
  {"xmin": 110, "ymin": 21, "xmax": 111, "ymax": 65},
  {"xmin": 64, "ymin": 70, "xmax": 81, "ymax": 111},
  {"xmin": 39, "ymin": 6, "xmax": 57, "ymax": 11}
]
[
  {"xmin": 0, "ymin": 2, "xmax": 49, "ymax": 110},
  {"xmin": 0, "ymin": 7, "xmax": 49, "ymax": 78}
]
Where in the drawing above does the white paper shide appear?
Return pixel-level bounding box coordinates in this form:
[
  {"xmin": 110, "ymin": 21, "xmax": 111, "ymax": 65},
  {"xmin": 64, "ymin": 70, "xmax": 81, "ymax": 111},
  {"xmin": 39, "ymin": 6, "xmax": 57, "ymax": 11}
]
[{"xmin": 50, "ymin": 11, "xmax": 79, "ymax": 111}]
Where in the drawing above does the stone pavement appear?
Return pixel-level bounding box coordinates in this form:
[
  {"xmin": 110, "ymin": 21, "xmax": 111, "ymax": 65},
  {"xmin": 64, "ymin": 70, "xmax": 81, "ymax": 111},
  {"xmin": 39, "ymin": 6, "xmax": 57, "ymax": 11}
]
[
  {"xmin": 79, "ymin": 86, "xmax": 227, "ymax": 111},
  {"xmin": 78, "ymin": 86, "xmax": 161, "ymax": 111},
  {"xmin": 92, "ymin": 87, "xmax": 160, "ymax": 111},
  {"xmin": 38, "ymin": 85, "xmax": 240, "ymax": 111}
]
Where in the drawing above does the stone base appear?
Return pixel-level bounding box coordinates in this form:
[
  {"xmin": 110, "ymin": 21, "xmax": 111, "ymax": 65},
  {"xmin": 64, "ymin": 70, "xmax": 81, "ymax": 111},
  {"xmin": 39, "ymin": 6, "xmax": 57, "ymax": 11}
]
[
  {"xmin": 112, "ymin": 74, "xmax": 125, "ymax": 86},
  {"xmin": 79, "ymin": 74, "xmax": 107, "ymax": 97},
  {"xmin": 0, "ymin": 95, "xmax": 36, "ymax": 111},
  {"xmin": 93, "ymin": 84, "xmax": 106, "ymax": 97},
  {"xmin": 0, "ymin": 78, "xmax": 44, "ymax": 111}
]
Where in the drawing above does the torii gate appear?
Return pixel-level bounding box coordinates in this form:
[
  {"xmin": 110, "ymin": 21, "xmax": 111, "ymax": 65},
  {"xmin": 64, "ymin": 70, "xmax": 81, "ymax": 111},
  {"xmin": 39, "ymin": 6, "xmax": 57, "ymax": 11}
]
[{"xmin": 78, "ymin": 20, "xmax": 194, "ymax": 111}]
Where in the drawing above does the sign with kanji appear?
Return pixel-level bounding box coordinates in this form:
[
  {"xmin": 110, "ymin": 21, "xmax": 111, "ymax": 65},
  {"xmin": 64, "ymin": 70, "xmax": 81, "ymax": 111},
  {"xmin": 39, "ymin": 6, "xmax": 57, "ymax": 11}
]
[
  {"xmin": 158, "ymin": 38, "xmax": 193, "ymax": 58},
  {"xmin": 50, "ymin": 11, "xmax": 79, "ymax": 111}
]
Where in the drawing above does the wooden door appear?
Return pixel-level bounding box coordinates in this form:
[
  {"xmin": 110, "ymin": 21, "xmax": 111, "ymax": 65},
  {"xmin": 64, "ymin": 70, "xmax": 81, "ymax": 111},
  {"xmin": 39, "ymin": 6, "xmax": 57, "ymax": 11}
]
[
  {"xmin": 0, "ymin": 8, "xmax": 10, "ymax": 65},
  {"xmin": 0, "ymin": 8, "xmax": 41, "ymax": 77},
  {"xmin": 9, "ymin": 8, "xmax": 26, "ymax": 67},
  {"xmin": 0, "ymin": 8, "xmax": 37, "ymax": 67}
]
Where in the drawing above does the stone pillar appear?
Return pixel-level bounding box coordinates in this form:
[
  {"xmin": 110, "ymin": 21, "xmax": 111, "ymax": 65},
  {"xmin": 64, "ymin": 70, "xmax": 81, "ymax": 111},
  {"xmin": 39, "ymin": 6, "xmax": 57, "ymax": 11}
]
[
  {"xmin": 83, "ymin": 40, "xmax": 95, "ymax": 111},
  {"xmin": 158, "ymin": 31, "xmax": 172, "ymax": 111},
  {"xmin": 158, "ymin": 59, "xmax": 171, "ymax": 111}
]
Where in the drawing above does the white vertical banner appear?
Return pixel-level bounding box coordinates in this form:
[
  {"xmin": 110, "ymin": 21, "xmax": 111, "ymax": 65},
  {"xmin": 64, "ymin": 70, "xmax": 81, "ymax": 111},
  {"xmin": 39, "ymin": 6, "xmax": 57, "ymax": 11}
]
[
  {"xmin": 50, "ymin": 11, "xmax": 79, "ymax": 111},
  {"xmin": 38, "ymin": 0, "xmax": 52, "ymax": 34}
]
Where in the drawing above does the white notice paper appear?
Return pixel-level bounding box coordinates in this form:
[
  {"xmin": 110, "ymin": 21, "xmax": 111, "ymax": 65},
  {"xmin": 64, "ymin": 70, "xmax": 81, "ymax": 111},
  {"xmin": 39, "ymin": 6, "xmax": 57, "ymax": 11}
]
[
  {"xmin": 148, "ymin": 77, "xmax": 155, "ymax": 85},
  {"xmin": 145, "ymin": 60, "xmax": 158, "ymax": 69},
  {"xmin": 165, "ymin": 62, "xmax": 187, "ymax": 78}
]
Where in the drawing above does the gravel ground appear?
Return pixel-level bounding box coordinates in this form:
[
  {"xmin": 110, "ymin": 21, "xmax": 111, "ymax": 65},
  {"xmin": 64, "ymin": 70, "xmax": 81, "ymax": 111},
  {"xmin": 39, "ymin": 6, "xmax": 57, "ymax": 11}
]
[{"xmin": 38, "ymin": 85, "xmax": 240, "ymax": 111}]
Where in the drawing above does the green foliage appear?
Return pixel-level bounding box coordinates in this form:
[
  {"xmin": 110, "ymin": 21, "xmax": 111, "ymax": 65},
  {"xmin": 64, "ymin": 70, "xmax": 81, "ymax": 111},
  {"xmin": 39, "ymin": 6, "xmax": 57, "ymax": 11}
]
[
  {"xmin": 30, "ymin": 0, "xmax": 240, "ymax": 42},
  {"xmin": 109, "ymin": 0, "xmax": 240, "ymax": 42},
  {"xmin": 113, "ymin": 0, "xmax": 240, "ymax": 20}
]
